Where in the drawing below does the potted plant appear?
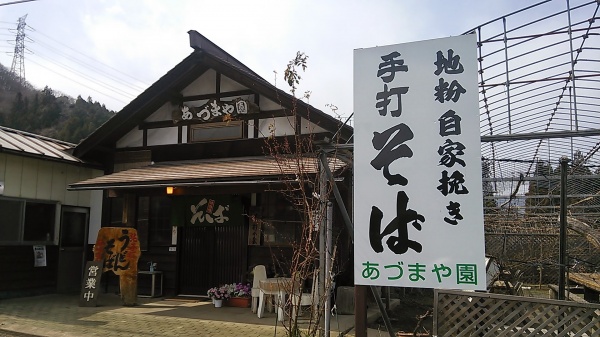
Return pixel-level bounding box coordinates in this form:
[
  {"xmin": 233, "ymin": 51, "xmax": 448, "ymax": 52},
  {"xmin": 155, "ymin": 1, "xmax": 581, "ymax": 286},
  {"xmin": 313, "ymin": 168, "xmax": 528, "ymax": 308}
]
[
  {"xmin": 207, "ymin": 285, "xmax": 230, "ymax": 307},
  {"xmin": 225, "ymin": 283, "xmax": 252, "ymax": 308}
]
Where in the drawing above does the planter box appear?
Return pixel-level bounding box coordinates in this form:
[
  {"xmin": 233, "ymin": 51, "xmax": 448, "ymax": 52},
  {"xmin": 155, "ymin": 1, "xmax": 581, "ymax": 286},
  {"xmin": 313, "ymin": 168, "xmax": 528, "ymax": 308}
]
[{"xmin": 226, "ymin": 297, "xmax": 251, "ymax": 308}]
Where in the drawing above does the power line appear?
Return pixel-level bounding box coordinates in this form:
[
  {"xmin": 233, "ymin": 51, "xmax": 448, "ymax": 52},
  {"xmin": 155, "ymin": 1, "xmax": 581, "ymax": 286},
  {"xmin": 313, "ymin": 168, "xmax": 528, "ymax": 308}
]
[
  {"xmin": 27, "ymin": 25, "xmax": 149, "ymax": 90},
  {"xmin": 27, "ymin": 57, "xmax": 129, "ymax": 106},
  {"xmin": 0, "ymin": 0, "xmax": 37, "ymax": 7},
  {"xmin": 0, "ymin": 18, "xmax": 152, "ymax": 109},
  {"xmin": 28, "ymin": 38, "xmax": 142, "ymax": 97},
  {"xmin": 28, "ymin": 50, "xmax": 137, "ymax": 100}
]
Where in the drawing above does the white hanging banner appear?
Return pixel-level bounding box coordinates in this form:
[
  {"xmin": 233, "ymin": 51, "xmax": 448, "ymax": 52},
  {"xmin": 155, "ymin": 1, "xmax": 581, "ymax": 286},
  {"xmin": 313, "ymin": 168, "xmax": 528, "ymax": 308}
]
[
  {"xmin": 353, "ymin": 34, "xmax": 486, "ymax": 290},
  {"xmin": 33, "ymin": 245, "xmax": 47, "ymax": 267}
]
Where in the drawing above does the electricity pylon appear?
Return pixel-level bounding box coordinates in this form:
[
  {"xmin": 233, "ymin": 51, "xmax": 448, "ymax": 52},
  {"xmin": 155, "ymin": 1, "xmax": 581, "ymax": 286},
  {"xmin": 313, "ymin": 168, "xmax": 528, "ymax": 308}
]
[{"xmin": 10, "ymin": 14, "xmax": 28, "ymax": 85}]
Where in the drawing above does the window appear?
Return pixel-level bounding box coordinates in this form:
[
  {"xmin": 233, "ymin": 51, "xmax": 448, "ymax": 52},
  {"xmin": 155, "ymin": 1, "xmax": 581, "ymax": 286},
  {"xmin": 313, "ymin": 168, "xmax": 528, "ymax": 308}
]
[
  {"xmin": 0, "ymin": 197, "xmax": 57, "ymax": 244},
  {"xmin": 136, "ymin": 196, "xmax": 172, "ymax": 248},
  {"xmin": 189, "ymin": 121, "xmax": 243, "ymax": 142},
  {"xmin": 149, "ymin": 196, "xmax": 172, "ymax": 246},
  {"xmin": 260, "ymin": 193, "xmax": 301, "ymax": 246},
  {"xmin": 109, "ymin": 197, "xmax": 124, "ymax": 226}
]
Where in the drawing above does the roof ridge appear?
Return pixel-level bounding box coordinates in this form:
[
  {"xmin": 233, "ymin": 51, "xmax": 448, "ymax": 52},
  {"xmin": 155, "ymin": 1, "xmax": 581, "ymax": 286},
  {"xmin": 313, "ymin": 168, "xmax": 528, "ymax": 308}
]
[
  {"xmin": 0, "ymin": 125, "xmax": 76, "ymax": 147},
  {"xmin": 188, "ymin": 30, "xmax": 269, "ymax": 84}
]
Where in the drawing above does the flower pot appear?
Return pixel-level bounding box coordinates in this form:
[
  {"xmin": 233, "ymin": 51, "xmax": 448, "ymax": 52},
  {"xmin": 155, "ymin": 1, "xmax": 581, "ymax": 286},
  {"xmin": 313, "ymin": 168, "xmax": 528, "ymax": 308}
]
[
  {"xmin": 214, "ymin": 299, "xmax": 223, "ymax": 308},
  {"xmin": 226, "ymin": 296, "xmax": 251, "ymax": 308}
]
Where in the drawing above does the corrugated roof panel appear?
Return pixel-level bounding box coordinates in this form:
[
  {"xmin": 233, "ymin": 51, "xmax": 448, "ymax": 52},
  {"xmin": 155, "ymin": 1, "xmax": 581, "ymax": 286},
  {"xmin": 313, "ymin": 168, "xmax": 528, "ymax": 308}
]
[
  {"xmin": 69, "ymin": 156, "xmax": 346, "ymax": 190},
  {"xmin": 0, "ymin": 126, "xmax": 83, "ymax": 163}
]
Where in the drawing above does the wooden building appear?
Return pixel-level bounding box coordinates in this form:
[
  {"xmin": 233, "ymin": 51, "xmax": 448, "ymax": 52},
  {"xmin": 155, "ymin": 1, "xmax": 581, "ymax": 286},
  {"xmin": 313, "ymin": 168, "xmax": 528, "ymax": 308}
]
[
  {"xmin": 0, "ymin": 126, "xmax": 103, "ymax": 298},
  {"xmin": 69, "ymin": 31, "xmax": 353, "ymax": 297}
]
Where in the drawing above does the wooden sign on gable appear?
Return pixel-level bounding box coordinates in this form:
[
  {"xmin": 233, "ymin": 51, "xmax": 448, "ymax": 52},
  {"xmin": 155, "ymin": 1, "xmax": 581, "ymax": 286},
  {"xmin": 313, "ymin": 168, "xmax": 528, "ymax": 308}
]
[{"xmin": 172, "ymin": 98, "xmax": 258, "ymax": 124}]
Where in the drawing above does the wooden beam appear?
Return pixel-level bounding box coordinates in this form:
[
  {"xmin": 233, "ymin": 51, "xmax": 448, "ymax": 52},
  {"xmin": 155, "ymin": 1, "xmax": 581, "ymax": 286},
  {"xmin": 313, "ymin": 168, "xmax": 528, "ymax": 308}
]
[
  {"xmin": 181, "ymin": 89, "xmax": 255, "ymax": 102},
  {"xmin": 138, "ymin": 109, "xmax": 291, "ymax": 130}
]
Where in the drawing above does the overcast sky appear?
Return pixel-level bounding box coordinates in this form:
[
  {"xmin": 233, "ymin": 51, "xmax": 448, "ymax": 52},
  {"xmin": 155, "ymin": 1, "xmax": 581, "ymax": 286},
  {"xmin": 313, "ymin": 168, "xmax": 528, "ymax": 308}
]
[{"xmin": 0, "ymin": 0, "xmax": 561, "ymax": 120}]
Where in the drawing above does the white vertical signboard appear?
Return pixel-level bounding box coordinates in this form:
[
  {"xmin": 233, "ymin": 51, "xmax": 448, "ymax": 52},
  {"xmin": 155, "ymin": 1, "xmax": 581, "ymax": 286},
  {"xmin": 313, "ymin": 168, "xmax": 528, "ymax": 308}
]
[{"xmin": 353, "ymin": 34, "xmax": 486, "ymax": 290}]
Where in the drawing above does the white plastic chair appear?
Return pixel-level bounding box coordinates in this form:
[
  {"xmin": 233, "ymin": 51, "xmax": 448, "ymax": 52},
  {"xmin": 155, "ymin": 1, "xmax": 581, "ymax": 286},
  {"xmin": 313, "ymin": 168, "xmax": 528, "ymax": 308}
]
[
  {"xmin": 257, "ymin": 278, "xmax": 288, "ymax": 320},
  {"xmin": 251, "ymin": 265, "xmax": 267, "ymax": 313},
  {"xmin": 291, "ymin": 271, "xmax": 319, "ymax": 319}
]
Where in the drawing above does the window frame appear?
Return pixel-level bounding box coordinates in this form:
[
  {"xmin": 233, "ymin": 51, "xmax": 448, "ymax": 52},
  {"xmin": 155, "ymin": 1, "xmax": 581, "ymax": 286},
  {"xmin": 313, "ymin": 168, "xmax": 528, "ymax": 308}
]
[
  {"xmin": 0, "ymin": 196, "xmax": 59, "ymax": 245},
  {"xmin": 188, "ymin": 121, "xmax": 244, "ymax": 142},
  {"xmin": 136, "ymin": 195, "xmax": 173, "ymax": 250}
]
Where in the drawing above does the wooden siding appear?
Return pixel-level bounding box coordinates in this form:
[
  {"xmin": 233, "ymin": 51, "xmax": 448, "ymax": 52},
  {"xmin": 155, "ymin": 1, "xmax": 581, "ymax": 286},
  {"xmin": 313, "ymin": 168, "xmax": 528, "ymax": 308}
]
[
  {"xmin": 247, "ymin": 246, "xmax": 294, "ymax": 278},
  {"xmin": 137, "ymin": 245, "xmax": 178, "ymax": 296},
  {"xmin": 0, "ymin": 246, "xmax": 59, "ymax": 299},
  {"xmin": 0, "ymin": 153, "xmax": 101, "ymax": 206}
]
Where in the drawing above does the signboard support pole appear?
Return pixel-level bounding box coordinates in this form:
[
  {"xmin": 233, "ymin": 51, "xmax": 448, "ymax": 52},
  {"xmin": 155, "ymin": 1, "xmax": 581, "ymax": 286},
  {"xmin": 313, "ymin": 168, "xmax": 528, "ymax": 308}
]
[
  {"xmin": 319, "ymin": 151, "xmax": 395, "ymax": 337},
  {"xmin": 354, "ymin": 285, "xmax": 367, "ymax": 337},
  {"xmin": 558, "ymin": 157, "xmax": 569, "ymax": 300}
]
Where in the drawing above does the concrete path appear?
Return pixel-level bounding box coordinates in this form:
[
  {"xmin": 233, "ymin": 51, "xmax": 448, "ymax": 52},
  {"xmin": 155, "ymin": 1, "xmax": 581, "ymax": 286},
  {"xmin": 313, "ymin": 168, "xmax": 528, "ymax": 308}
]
[{"xmin": 0, "ymin": 294, "xmax": 383, "ymax": 337}]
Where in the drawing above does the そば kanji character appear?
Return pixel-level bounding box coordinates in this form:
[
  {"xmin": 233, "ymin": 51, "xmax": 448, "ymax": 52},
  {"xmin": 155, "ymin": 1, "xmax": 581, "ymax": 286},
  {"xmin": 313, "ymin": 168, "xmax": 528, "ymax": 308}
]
[
  {"xmin": 370, "ymin": 123, "xmax": 414, "ymax": 186},
  {"xmin": 212, "ymin": 204, "xmax": 230, "ymax": 224},
  {"xmin": 369, "ymin": 191, "xmax": 424, "ymax": 255}
]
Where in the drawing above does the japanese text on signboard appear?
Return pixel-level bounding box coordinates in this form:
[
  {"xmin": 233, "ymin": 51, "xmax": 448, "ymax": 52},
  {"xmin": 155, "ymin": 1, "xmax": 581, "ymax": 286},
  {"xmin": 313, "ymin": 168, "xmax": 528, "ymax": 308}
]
[{"xmin": 354, "ymin": 35, "xmax": 486, "ymax": 290}]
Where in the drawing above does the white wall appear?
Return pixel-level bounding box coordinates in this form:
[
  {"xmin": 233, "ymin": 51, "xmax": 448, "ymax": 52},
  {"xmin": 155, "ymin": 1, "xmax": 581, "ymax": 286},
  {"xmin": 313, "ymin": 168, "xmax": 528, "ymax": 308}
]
[
  {"xmin": 258, "ymin": 116, "xmax": 296, "ymax": 137},
  {"xmin": 301, "ymin": 118, "xmax": 328, "ymax": 134},
  {"xmin": 88, "ymin": 190, "xmax": 103, "ymax": 244},
  {"xmin": 147, "ymin": 127, "xmax": 178, "ymax": 146},
  {"xmin": 0, "ymin": 153, "xmax": 102, "ymax": 207},
  {"xmin": 260, "ymin": 97, "xmax": 283, "ymax": 110},
  {"xmin": 0, "ymin": 153, "xmax": 104, "ymax": 244},
  {"xmin": 113, "ymin": 69, "xmax": 323, "ymax": 148},
  {"xmin": 144, "ymin": 102, "xmax": 175, "ymax": 122},
  {"xmin": 116, "ymin": 128, "xmax": 143, "ymax": 148},
  {"xmin": 181, "ymin": 70, "xmax": 216, "ymax": 96}
]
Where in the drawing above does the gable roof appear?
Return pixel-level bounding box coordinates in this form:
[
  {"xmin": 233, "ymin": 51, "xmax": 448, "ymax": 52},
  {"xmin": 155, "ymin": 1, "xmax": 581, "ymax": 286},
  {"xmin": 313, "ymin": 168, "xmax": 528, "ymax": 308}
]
[
  {"xmin": 74, "ymin": 31, "xmax": 353, "ymax": 160},
  {"xmin": 0, "ymin": 125, "xmax": 85, "ymax": 164}
]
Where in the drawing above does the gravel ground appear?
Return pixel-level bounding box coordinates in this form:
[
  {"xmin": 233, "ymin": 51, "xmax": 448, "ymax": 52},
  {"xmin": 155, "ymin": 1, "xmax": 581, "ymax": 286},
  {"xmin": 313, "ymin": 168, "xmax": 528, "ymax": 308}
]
[{"xmin": 0, "ymin": 329, "xmax": 41, "ymax": 337}]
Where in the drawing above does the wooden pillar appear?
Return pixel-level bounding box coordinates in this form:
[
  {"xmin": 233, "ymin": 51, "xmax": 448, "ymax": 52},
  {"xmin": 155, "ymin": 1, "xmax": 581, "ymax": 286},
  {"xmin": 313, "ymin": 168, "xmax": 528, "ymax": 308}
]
[{"xmin": 355, "ymin": 285, "xmax": 367, "ymax": 337}]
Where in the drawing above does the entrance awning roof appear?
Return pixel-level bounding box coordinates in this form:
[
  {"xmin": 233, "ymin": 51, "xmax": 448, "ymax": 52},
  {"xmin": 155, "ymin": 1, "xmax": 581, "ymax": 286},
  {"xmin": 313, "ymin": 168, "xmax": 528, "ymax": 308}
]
[{"xmin": 68, "ymin": 156, "xmax": 347, "ymax": 190}]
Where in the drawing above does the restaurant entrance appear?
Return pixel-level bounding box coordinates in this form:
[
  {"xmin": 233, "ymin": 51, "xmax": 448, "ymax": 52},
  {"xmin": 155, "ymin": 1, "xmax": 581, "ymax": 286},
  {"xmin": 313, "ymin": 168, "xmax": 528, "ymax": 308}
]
[{"xmin": 178, "ymin": 222, "xmax": 247, "ymax": 295}]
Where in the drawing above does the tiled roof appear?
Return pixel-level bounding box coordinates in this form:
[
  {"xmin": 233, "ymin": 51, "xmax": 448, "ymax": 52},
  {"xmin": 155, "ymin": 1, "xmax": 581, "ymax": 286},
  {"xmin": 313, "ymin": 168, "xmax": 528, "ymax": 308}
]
[{"xmin": 69, "ymin": 156, "xmax": 346, "ymax": 190}]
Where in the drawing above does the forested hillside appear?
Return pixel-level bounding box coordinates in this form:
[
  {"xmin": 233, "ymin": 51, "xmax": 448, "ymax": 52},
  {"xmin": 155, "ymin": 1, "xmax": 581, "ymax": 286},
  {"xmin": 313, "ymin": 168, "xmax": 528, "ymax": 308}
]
[{"xmin": 0, "ymin": 63, "xmax": 115, "ymax": 144}]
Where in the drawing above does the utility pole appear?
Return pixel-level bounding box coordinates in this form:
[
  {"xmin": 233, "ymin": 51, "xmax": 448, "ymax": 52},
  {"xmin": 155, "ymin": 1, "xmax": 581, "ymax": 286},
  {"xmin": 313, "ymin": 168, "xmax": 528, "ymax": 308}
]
[{"xmin": 10, "ymin": 14, "xmax": 28, "ymax": 85}]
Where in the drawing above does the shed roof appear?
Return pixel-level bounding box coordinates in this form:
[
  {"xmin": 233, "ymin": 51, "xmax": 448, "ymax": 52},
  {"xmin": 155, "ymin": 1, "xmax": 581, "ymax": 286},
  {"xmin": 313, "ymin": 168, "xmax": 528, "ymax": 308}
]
[
  {"xmin": 0, "ymin": 126, "xmax": 84, "ymax": 164},
  {"xmin": 68, "ymin": 155, "xmax": 346, "ymax": 190}
]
